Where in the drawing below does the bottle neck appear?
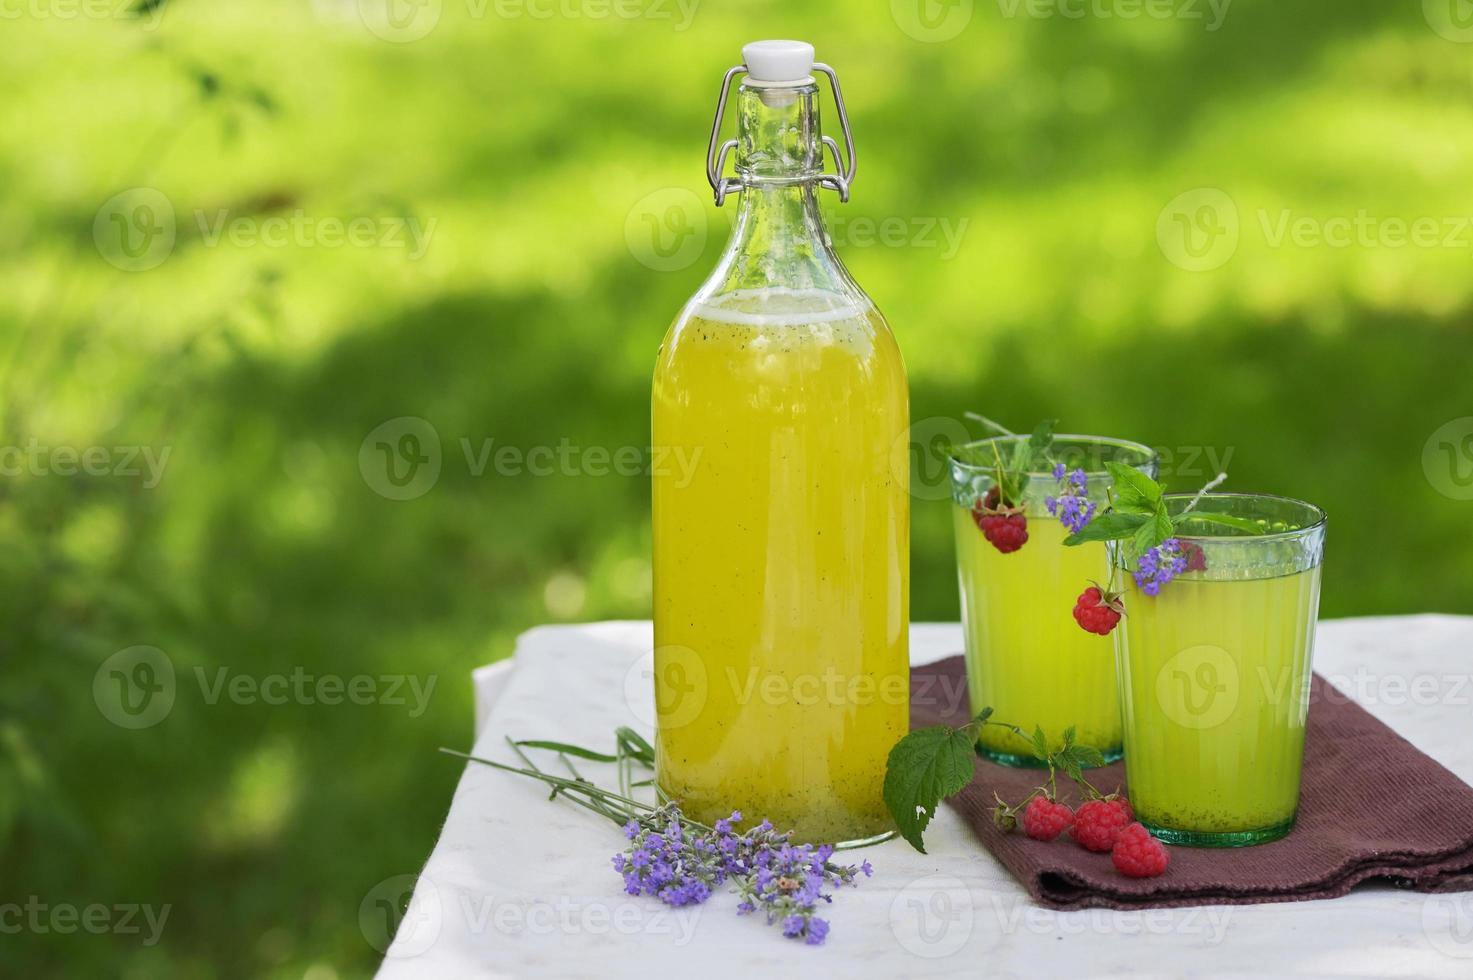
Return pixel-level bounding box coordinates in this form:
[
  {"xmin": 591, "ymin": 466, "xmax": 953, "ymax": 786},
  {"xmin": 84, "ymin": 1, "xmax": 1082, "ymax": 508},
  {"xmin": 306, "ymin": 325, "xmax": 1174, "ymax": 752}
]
[{"xmin": 712, "ymin": 83, "xmax": 848, "ymax": 296}]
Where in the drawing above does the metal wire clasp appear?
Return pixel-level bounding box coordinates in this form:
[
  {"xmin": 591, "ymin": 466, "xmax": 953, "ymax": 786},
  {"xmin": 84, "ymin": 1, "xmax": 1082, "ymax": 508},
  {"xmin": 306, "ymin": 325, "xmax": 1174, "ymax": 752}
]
[{"xmin": 703, "ymin": 62, "xmax": 857, "ymax": 207}]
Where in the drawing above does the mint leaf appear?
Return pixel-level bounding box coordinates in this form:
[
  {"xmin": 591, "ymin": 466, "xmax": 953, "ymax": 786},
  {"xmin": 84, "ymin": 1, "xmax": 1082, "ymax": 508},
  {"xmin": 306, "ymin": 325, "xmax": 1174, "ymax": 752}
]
[
  {"xmin": 1063, "ymin": 511, "xmax": 1148, "ymax": 545},
  {"xmin": 1172, "ymin": 511, "xmax": 1263, "ymax": 534},
  {"xmin": 1028, "ymin": 418, "xmax": 1057, "ymax": 455},
  {"xmin": 1133, "ymin": 510, "xmax": 1175, "ymax": 554},
  {"xmin": 883, "ymin": 724, "xmax": 980, "ymax": 853},
  {"xmin": 1105, "ymin": 461, "xmax": 1162, "ymax": 514}
]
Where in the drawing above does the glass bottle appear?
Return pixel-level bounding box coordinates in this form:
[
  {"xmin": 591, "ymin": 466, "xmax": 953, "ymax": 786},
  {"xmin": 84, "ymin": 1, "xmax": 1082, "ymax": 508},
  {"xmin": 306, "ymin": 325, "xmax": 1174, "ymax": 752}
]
[{"xmin": 651, "ymin": 41, "xmax": 909, "ymax": 845}]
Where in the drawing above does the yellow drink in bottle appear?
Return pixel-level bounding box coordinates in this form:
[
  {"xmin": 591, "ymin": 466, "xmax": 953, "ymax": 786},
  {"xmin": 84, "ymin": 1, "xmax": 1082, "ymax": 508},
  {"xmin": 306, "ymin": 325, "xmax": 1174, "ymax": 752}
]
[
  {"xmin": 652, "ymin": 291, "xmax": 908, "ymax": 843},
  {"xmin": 651, "ymin": 45, "xmax": 908, "ymax": 844}
]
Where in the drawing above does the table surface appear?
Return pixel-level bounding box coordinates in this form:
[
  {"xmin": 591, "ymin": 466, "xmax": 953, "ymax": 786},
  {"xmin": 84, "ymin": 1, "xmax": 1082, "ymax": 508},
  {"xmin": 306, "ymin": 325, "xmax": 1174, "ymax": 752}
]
[{"xmin": 377, "ymin": 616, "xmax": 1473, "ymax": 979}]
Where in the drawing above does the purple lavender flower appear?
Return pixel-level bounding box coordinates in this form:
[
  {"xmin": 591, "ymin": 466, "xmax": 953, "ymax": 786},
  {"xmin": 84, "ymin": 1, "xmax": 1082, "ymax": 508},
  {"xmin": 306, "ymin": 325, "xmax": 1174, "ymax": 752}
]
[
  {"xmin": 1045, "ymin": 466, "xmax": 1096, "ymax": 534},
  {"xmin": 611, "ymin": 803, "xmax": 866, "ymax": 946},
  {"xmin": 1134, "ymin": 538, "xmax": 1191, "ymax": 596}
]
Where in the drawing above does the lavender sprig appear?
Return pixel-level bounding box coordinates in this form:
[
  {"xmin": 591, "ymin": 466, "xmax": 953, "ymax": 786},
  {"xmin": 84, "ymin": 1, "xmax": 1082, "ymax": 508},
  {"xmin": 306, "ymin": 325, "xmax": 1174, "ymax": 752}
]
[
  {"xmin": 613, "ymin": 805, "xmax": 869, "ymax": 944},
  {"xmin": 443, "ymin": 742, "xmax": 872, "ymax": 946}
]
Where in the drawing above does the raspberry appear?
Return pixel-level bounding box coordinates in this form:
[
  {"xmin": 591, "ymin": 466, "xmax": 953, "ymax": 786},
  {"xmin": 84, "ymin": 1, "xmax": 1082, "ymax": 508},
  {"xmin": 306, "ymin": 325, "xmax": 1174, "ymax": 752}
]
[
  {"xmin": 1111, "ymin": 822, "xmax": 1170, "ymax": 878},
  {"xmin": 1071, "ymin": 798, "xmax": 1133, "ymax": 852},
  {"xmin": 1022, "ymin": 796, "xmax": 1074, "ymax": 842},
  {"xmin": 1072, "ymin": 587, "xmax": 1122, "ymax": 636},
  {"xmin": 1181, "ymin": 541, "xmax": 1208, "ymax": 572},
  {"xmin": 973, "ymin": 487, "xmax": 1029, "ymax": 554}
]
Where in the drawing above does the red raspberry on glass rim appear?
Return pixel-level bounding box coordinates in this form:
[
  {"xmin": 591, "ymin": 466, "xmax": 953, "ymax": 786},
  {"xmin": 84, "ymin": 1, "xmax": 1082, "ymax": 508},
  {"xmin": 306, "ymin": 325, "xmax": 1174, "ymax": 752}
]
[
  {"xmin": 973, "ymin": 486, "xmax": 1029, "ymax": 554},
  {"xmin": 1072, "ymin": 585, "xmax": 1124, "ymax": 636}
]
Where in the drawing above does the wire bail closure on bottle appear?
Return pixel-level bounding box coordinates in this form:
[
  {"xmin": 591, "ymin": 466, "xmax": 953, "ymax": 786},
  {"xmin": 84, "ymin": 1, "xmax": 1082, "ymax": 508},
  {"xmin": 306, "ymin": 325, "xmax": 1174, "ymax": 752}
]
[{"xmin": 704, "ymin": 62, "xmax": 857, "ymax": 207}]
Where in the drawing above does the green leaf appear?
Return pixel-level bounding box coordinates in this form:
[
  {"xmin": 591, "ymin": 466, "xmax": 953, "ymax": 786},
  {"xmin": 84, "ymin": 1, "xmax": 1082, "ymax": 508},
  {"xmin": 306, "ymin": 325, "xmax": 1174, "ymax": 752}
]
[
  {"xmin": 1105, "ymin": 462, "xmax": 1163, "ymax": 514},
  {"xmin": 883, "ymin": 724, "xmax": 980, "ymax": 853},
  {"xmin": 514, "ymin": 740, "xmax": 620, "ymax": 762},
  {"xmin": 1133, "ymin": 510, "xmax": 1175, "ymax": 554},
  {"xmin": 1063, "ymin": 511, "xmax": 1148, "ymax": 545},
  {"xmin": 1028, "ymin": 419, "xmax": 1057, "ymax": 454},
  {"xmin": 1071, "ymin": 745, "xmax": 1106, "ymax": 769},
  {"xmin": 1031, "ymin": 725, "xmax": 1050, "ymax": 760},
  {"xmin": 1172, "ymin": 511, "xmax": 1263, "ymax": 534}
]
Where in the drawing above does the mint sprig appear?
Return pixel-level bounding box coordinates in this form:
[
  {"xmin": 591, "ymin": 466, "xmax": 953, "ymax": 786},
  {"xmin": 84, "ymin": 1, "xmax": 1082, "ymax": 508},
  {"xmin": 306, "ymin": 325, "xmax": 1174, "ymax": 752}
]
[
  {"xmin": 953, "ymin": 417, "xmax": 1057, "ymax": 507},
  {"xmin": 1063, "ymin": 467, "xmax": 1259, "ymax": 553}
]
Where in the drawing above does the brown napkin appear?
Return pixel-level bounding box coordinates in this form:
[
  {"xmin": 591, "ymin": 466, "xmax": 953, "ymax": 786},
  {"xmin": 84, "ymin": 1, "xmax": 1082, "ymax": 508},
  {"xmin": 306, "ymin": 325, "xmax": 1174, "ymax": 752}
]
[{"xmin": 911, "ymin": 655, "xmax": 1473, "ymax": 909}]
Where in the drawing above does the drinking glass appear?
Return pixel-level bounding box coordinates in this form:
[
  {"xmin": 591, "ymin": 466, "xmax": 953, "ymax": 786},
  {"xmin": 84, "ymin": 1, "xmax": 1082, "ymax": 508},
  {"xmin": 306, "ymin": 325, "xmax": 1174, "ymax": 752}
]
[
  {"xmin": 1114, "ymin": 492, "xmax": 1326, "ymax": 846},
  {"xmin": 950, "ymin": 435, "xmax": 1157, "ymax": 765}
]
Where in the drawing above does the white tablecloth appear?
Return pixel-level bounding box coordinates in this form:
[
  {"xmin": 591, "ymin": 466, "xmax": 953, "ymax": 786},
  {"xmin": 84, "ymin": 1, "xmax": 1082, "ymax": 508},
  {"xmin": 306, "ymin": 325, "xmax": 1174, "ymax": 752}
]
[{"xmin": 377, "ymin": 616, "xmax": 1473, "ymax": 978}]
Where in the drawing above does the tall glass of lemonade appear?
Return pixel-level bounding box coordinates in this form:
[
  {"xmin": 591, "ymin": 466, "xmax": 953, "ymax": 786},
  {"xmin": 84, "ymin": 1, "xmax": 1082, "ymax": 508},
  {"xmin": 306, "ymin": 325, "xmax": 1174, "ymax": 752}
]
[
  {"xmin": 951, "ymin": 436, "xmax": 1157, "ymax": 765},
  {"xmin": 1114, "ymin": 493, "xmax": 1326, "ymax": 846},
  {"xmin": 651, "ymin": 42, "xmax": 908, "ymax": 844}
]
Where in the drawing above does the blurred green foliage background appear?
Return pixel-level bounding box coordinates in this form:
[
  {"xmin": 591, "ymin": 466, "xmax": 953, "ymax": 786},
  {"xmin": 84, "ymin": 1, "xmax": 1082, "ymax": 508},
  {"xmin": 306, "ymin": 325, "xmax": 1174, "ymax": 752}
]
[{"xmin": 3, "ymin": 0, "xmax": 1471, "ymax": 975}]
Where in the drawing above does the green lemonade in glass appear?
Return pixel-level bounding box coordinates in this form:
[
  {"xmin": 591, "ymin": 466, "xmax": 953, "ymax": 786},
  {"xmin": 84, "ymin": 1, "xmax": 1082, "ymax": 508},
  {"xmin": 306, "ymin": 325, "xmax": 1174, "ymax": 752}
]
[
  {"xmin": 1114, "ymin": 493, "xmax": 1326, "ymax": 847},
  {"xmin": 951, "ymin": 436, "xmax": 1157, "ymax": 765}
]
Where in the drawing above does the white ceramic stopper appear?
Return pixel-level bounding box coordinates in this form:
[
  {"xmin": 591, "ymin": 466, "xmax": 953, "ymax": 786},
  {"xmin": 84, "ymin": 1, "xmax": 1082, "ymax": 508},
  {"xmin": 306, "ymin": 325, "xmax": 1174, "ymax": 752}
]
[{"xmin": 741, "ymin": 40, "xmax": 815, "ymax": 86}]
